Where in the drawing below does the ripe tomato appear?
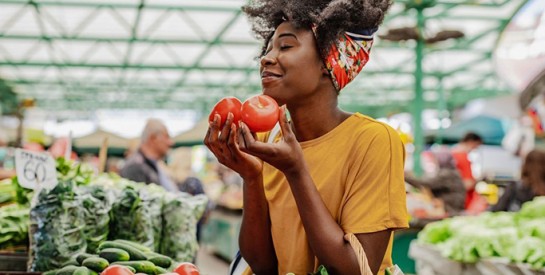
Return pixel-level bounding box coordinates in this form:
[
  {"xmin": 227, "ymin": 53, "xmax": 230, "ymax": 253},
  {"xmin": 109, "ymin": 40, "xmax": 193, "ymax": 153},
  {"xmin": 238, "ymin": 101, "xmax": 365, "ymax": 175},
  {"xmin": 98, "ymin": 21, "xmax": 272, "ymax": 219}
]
[
  {"xmin": 241, "ymin": 95, "xmax": 279, "ymax": 132},
  {"xmin": 174, "ymin": 262, "xmax": 200, "ymax": 275},
  {"xmin": 209, "ymin": 97, "xmax": 242, "ymax": 127},
  {"xmin": 101, "ymin": 265, "xmax": 134, "ymax": 275}
]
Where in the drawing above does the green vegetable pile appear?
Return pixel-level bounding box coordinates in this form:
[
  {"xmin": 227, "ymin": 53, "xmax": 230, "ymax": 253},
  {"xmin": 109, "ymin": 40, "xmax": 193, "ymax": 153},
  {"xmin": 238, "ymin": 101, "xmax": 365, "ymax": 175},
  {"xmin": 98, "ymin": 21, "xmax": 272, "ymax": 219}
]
[
  {"xmin": 0, "ymin": 178, "xmax": 15, "ymax": 204},
  {"xmin": 417, "ymin": 196, "xmax": 545, "ymax": 269},
  {"xmin": 0, "ymin": 203, "xmax": 29, "ymax": 250},
  {"xmin": 79, "ymin": 185, "xmax": 114, "ymax": 253},
  {"xmin": 109, "ymin": 185, "xmax": 163, "ymax": 252},
  {"xmin": 29, "ymin": 180, "xmax": 87, "ymax": 271},
  {"xmin": 4, "ymin": 157, "xmax": 207, "ymax": 271},
  {"xmin": 43, "ymin": 239, "xmax": 180, "ymax": 275},
  {"xmin": 160, "ymin": 192, "xmax": 208, "ymax": 262}
]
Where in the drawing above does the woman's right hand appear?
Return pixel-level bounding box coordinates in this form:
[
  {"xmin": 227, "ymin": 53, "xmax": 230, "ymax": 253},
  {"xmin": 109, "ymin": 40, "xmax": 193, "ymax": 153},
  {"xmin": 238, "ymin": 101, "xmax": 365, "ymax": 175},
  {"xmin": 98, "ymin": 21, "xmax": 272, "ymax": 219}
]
[{"xmin": 204, "ymin": 112, "xmax": 263, "ymax": 180}]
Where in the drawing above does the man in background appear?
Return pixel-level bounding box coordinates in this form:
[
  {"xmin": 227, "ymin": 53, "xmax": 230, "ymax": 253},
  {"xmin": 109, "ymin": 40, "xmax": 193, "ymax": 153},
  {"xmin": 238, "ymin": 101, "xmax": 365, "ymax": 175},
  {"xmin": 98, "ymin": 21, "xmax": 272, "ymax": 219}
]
[
  {"xmin": 451, "ymin": 132, "xmax": 483, "ymax": 209},
  {"xmin": 120, "ymin": 118, "xmax": 177, "ymax": 192}
]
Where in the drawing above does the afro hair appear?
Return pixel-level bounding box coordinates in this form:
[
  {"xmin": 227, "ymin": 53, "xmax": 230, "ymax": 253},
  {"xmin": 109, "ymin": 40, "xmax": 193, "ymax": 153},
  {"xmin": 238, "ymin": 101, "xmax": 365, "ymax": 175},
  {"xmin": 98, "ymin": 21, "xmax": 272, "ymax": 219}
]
[{"xmin": 242, "ymin": 0, "xmax": 392, "ymax": 58}]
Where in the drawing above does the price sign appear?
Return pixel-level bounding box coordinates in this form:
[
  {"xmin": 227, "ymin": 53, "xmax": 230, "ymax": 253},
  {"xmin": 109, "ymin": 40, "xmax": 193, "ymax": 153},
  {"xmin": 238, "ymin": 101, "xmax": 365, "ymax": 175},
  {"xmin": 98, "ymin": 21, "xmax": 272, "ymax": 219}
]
[{"xmin": 15, "ymin": 149, "xmax": 58, "ymax": 190}]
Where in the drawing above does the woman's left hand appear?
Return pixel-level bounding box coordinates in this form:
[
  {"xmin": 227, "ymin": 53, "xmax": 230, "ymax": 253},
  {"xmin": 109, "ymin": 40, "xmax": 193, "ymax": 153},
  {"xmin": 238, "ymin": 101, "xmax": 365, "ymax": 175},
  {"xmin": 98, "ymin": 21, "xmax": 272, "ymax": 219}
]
[{"xmin": 238, "ymin": 106, "xmax": 304, "ymax": 174}]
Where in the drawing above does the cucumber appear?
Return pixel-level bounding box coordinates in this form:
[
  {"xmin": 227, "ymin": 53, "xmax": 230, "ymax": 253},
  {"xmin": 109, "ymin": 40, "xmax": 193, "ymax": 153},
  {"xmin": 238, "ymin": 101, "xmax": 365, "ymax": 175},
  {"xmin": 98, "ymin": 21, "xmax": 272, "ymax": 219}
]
[
  {"xmin": 99, "ymin": 241, "xmax": 147, "ymax": 261},
  {"xmin": 56, "ymin": 265, "xmax": 79, "ymax": 275},
  {"xmin": 111, "ymin": 261, "xmax": 157, "ymax": 274},
  {"xmin": 153, "ymin": 266, "xmax": 168, "ymax": 275},
  {"xmin": 113, "ymin": 239, "xmax": 152, "ymax": 252},
  {"xmin": 73, "ymin": 266, "xmax": 91, "ymax": 275},
  {"xmin": 145, "ymin": 252, "xmax": 172, "ymax": 268},
  {"xmin": 62, "ymin": 258, "xmax": 80, "ymax": 267},
  {"xmin": 76, "ymin": 253, "xmax": 96, "ymax": 265},
  {"xmin": 82, "ymin": 257, "xmax": 109, "ymax": 272},
  {"xmin": 100, "ymin": 248, "xmax": 130, "ymax": 262}
]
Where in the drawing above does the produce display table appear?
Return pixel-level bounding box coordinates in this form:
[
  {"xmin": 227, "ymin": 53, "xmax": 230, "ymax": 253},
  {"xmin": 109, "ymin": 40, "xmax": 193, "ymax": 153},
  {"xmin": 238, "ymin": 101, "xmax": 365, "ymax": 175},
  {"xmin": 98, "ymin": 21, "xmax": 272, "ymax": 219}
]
[
  {"xmin": 409, "ymin": 242, "xmax": 545, "ymax": 275},
  {"xmin": 409, "ymin": 242, "xmax": 480, "ymax": 275},
  {"xmin": 0, "ymin": 252, "xmax": 28, "ymax": 272}
]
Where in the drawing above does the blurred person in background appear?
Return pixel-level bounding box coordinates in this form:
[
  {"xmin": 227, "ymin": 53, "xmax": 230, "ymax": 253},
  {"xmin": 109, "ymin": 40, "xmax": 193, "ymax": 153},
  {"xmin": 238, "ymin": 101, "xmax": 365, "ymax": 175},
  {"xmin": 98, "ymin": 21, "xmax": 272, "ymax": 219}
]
[
  {"xmin": 451, "ymin": 132, "xmax": 483, "ymax": 209},
  {"xmin": 120, "ymin": 118, "xmax": 177, "ymax": 191},
  {"xmin": 405, "ymin": 149, "xmax": 466, "ymax": 215},
  {"xmin": 491, "ymin": 149, "xmax": 545, "ymax": 212}
]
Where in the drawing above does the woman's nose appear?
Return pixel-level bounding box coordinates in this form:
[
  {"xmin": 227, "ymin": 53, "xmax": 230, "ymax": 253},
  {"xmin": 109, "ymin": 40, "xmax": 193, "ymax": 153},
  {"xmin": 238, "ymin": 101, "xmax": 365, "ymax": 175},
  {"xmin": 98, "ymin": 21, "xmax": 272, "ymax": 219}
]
[{"xmin": 260, "ymin": 52, "xmax": 277, "ymax": 67}]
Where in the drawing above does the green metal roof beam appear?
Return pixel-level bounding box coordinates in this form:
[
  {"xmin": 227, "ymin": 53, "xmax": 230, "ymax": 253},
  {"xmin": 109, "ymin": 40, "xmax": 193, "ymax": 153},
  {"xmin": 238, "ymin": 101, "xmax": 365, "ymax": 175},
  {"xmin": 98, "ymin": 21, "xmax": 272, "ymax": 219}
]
[
  {"xmin": 0, "ymin": 0, "xmax": 242, "ymax": 12},
  {"xmin": 119, "ymin": 0, "xmax": 145, "ymax": 87},
  {"xmin": 0, "ymin": 62, "xmax": 429, "ymax": 76},
  {"xmin": 30, "ymin": 0, "xmax": 71, "ymax": 94},
  {"xmin": 169, "ymin": 10, "xmax": 243, "ymax": 90},
  {"xmin": 397, "ymin": 0, "xmax": 510, "ymax": 7},
  {"xmin": 440, "ymin": 54, "xmax": 492, "ymax": 77}
]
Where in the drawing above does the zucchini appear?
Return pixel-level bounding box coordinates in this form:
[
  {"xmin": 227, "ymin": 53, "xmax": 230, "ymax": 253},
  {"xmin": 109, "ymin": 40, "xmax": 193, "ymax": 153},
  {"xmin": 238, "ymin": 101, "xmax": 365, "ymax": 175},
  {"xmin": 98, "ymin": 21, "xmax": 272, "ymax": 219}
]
[
  {"xmin": 82, "ymin": 257, "xmax": 109, "ymax": 272},
  {"xmin": 145, "ymin": 252, "xmax": 172, "ymax": 268},
  {"xmin": 99, "ymin": 241, "xmax": 147, "ymax": 261},
  {"xmin": 113, "ymin": 239, "xmax": 152, "ymax": 252},
  {"xmin": 73, "ymin": 266, "xmax": 91, "ymax": 275},
  {"xmin": 111, "ymin": 261, "xmax": 157, "ymax": 274},
  {"xmin": 100, "ymin": 248, "xmax": 130, "ymax": 262},
  {"xmin": 76, "ymin": 253, "xmax": 96, "ymax": 265}
]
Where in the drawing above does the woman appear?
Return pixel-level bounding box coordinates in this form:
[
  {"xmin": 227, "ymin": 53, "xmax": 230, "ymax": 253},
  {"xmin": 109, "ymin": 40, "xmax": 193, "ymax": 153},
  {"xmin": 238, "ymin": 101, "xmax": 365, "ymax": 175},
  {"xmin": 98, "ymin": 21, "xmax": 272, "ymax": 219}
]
[
  {"xmin": 492, "ymin": 149, "xmax": 545, "ymax": 212},
  {"xmin": 405, "ymin": 150, "xmax": 466, "ymax": 215},
  {"xmin": 205, "ymin": 1, "xmax": 408, "ymax": 274}
]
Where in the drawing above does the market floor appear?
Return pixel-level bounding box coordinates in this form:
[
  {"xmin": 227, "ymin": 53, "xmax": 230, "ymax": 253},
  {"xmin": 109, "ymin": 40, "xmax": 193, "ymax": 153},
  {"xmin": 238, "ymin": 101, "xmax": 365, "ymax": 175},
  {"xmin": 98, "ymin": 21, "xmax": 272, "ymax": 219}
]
[{"xmin": 196, "ymin": 247, "xmax": 231, "ymax": 275}]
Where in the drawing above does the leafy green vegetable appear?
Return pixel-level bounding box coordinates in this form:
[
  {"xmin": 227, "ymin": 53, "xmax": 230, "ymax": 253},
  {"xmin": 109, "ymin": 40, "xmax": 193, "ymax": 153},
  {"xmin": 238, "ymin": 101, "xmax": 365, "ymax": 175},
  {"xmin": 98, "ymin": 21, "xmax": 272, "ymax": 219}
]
[
  {"xmin": 417, "ymin": 219, "xmax": 452, "ymax": 244},
  {"xmin": 0, "ymin": 203, "xmax": 29, "ymax": 249},
  {"xmin": 79, "ymin": 185, "xmax": 114, "ymax": 253},
  {"xmin": 109, "ymin": 185, "xmax": 163, "ymax": 251},
  {"xmin": 509, "ymin": 237, "xmax": 545, "ymax": 270},
  {"xmin": 418, "ymin": 197, "xmax": 545, "ymax": 269},
  {"xmin": 28, "ymin": 180, "xmax": 87, "ymax": 271},
  {"xmin": 12, "ymin": 176, "xmax": 33, "ymax": 206},
  {"xmin": 0, "ymin": 178, "xmax": 15, "ymax": 204},
  {"xmin": 160, "ymin": 192, "xmax": 207, "ymax": 262},
  {"xmin": 56, "ymin": 158, "xmax": 94, "ymax": 186}
]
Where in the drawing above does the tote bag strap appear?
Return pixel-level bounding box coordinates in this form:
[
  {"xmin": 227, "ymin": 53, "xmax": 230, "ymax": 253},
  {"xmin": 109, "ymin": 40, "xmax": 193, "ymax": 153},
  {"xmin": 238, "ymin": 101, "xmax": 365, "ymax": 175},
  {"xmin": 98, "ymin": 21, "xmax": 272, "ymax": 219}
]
[{"xmin": 344, "ymin": 233, "xmax": 374, "ymax": 275}]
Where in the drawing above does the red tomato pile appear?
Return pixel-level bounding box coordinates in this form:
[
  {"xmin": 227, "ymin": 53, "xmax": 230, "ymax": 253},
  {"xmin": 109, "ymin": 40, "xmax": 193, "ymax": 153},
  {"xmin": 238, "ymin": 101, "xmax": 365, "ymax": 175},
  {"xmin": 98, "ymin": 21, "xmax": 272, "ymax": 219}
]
[
  {"xmin": 101, "ymin": 262, "xmax": 200, "ymax": 275},
  {"xmin": 209, "ymin": 95, "xmax": 280, "ymax": 133},
  {"xmin": 101, "ymin": 265, "xmax": 135, "ymax": 275},
  {"xmin": 174, "ymin": 262, "xmax": 200, "ymax": 275}
]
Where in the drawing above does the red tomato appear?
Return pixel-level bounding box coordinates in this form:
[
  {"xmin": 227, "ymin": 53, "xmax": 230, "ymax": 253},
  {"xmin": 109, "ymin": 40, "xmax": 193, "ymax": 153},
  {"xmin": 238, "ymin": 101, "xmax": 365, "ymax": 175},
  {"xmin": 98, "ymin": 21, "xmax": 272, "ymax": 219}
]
[
  {"xmin": 101, "ymin": 265, "xmax": 134, "ymax": 275},
  {"xmin": 174, "ymin": 262, "xmax": 200, "ymax": 275},
  {"xmin": 209, "ymin": 97, "xmax": 242, "ymax": 127},
  {"xmin": 241, "ymin": 95, "xmax": 279, "ymax": 132}
]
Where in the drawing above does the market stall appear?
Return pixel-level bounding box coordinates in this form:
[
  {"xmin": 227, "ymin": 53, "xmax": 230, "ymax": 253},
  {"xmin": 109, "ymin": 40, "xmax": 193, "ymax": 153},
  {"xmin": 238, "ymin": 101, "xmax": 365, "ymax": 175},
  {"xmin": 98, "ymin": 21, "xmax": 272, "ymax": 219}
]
[
  {"xmin": 0, "ymin": 155, "xmax": 208, "ymax": 274},
  {"xmin": 410, "ymin": 197, "xmax": 545, "ymax": 275}
]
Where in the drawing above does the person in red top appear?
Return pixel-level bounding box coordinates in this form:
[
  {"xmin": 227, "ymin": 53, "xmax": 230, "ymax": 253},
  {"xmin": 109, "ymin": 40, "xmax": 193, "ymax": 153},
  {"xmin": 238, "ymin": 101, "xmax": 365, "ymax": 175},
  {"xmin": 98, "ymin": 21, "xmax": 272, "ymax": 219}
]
[{"xmin": 451, "ymin": 132, "xmax": 483, "ymax": 209}]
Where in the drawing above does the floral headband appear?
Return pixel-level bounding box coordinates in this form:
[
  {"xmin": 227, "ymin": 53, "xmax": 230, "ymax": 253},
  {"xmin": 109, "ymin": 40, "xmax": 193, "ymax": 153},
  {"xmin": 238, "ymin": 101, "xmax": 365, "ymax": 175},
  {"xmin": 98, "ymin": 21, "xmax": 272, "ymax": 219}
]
[{"xmin": 313, "ymin": 26, "xmax": 378, "ymax": 91}]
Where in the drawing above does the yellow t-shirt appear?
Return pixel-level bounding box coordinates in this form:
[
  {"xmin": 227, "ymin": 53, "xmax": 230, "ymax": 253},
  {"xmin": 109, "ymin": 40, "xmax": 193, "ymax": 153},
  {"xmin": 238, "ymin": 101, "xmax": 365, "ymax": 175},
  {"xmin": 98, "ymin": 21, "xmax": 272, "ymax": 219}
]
[{"xmin": 243, "ymin": 113, "xmax": 409, "ymax": 275}]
